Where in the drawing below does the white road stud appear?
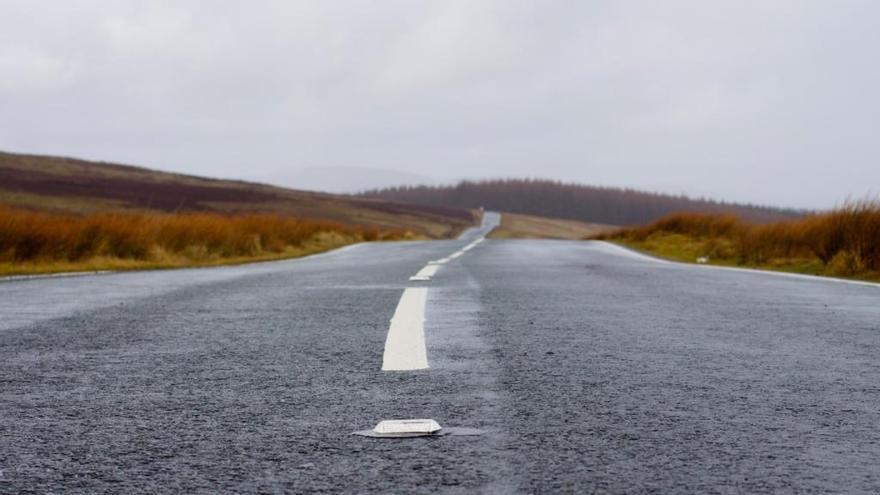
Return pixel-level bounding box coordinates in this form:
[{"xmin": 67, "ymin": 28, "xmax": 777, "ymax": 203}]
[
  {"xmin": 373, "ymin": 419, "xmax": 441, "ymax": 437},
  {"xmin": 352, "ymin": 419, "xmax": 485, "ymax": 438}
]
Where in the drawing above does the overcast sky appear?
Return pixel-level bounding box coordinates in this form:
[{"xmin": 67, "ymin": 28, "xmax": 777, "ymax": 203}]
[{"xmin": 2, "ymin": 1, "xmax": 878, "ymax": 208}]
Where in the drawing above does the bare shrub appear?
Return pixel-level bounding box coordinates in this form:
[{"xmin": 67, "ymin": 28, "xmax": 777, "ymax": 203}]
[
  {"xmin": 0, "ymin": 204, "xmax": 407, "ymax": 265},
  {"xmin": 608, "ymin": 199, "xmax": 880, "ymax": 276}
]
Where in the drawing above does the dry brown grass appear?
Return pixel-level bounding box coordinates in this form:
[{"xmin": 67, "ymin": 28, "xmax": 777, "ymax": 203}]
[
  {"xmin": 0, "ymin": 204, "xmax": 411, "ymax": 275},
  {"xmin": 599, "ymin": 200, "xmax": 880, "ymax": 280}
]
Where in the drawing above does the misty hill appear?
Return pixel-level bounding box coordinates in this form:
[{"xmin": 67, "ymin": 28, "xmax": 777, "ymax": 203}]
[
  {"xmin": 0, "ymin": 151, "xmax": 474, "ymax": 238},
  {"xmin": 265, "ymin": 166, "xmax": 439, "ymax": 194},
  {"xmin": 361, "ymin": 179, "xmax": 802, "ymax": 226}
]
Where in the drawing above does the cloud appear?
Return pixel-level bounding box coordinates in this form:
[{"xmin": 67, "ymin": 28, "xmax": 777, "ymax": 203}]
[
  {"xmin": 102, "ymin": 7, "xmax": 192, "ymax": 53},
  {"xmin": 373, "ymin": 2, "xmax": 516, "ymax": 93},
  {"xmin": 0, "ymin": 45, "xmax": 80, "ymax": 93},
  {"xmin": 0, "ymin": 0, "xmax": 878, "ymax": 209}
]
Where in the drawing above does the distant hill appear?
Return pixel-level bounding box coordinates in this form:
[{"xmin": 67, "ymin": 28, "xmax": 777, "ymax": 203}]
[
  {"xmin": 361, "ymin": 179, "xmax": 803, "ymax": 226},
  {"xmin": 0, "ymin": 151, "xmax": 474, "ymax": 238},
  {"xmin": 264, "ymin": 166, "xmax": 440, "ymax": 194}
]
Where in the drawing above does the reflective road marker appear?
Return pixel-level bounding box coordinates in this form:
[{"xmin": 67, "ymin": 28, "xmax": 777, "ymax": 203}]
[
  {"xmin": 372, "ymin": 419, "xmax": 441, "ymax": 437},
  {"xmin": 353, "ymin": 418, "xmax": 484, "ymax": 438}
]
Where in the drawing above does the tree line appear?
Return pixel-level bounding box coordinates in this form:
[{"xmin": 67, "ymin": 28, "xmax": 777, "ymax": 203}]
[{"xmin": 360, "ymin": 179, "xmax": 801, "ymax": 226}]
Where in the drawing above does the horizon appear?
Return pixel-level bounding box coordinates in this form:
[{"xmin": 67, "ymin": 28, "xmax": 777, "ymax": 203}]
[
  {"xmin": 1, "ymin": 147, "xmax": 819, "ymax": 213},
  {"xmin": 2, "ymin": 2, "xmax": 879, "ymax": 210}
]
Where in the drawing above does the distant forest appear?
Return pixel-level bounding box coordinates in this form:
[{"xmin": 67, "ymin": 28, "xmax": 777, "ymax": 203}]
[{"xmin": 361, "ymin": 179, "xmax": 803, "ymax": 226}]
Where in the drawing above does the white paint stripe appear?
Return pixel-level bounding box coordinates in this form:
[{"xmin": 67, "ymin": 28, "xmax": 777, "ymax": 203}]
[
  {"xmin": 593, "ymin": 241, "xmax": 672, "ymax": 264},
  {"xmin": 382, "ymin": 288, "xmax": 429, "ymax": 371},
  {"xmin": 595, "ymin": 241, "xmax": 879, "ymax": 288},
  {"xmin": 409, "ymin": 264, "xmax": 440, "ymax": 281},
  {"xmin": 691, "ymin": 262, "xmax": 880, "ymax": 288},
  {"xmin": 384, "ymin": 234, "xmax": 491, "ymax": 372},
  {"xmin": 418, "ymin": 265, "xmax": 440, "ymax": 278},
  {"xmin": 0, "ymin": 270, "xmax": 114, "ymax": 282},
  {"xmin": 461, "ymin": 239, "xmax": 483, "ymax": 251}
]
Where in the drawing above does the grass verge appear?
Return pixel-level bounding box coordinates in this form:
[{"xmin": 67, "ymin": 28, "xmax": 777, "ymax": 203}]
[
  {"xmin": 595, "ymin": 201, "xmax": 880, "ymax": 283},
  {"xmin": 0, "ymin": 204, "xmax": 416, "ymax": 276}
]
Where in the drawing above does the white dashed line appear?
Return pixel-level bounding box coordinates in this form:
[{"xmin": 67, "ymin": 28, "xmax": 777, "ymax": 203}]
[
  {"xmin": 461, "ymin": 238, "xmax": 483, "ymax": 252},
  {"xmin": 382, "ymin": 288, "xmax": 429, "ymax": 371},
  {"xmin": 409, "ymin": 264, "xmax": 440, "ymax": 281},
  {"xmin": 408, "ymin": 236, "xmax": 485, "ymax": 281},
  {"xmin": 595, "ymin": 241, "xmax": 880, "ymax": 288},
  {"xmin": 384, "ymin": 234, "xmax": 490, "ymax": 370}
]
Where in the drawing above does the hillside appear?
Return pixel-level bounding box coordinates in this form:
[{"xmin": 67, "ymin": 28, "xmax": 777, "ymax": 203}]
[
  {"xmin": 0, "ymin": 151, "xmax": 474, "ymax": 238},
  {"xmin": 361, "ymin": 179, "xmax": 802, "ymax": 226}
]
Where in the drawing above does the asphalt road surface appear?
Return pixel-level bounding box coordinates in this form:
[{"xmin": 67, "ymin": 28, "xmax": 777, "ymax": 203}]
[{"xmin": 2, "ymin": 213, "xmax": 879, "ymax": 493}]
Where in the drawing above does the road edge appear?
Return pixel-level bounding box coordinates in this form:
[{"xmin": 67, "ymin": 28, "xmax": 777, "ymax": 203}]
[{"xmin": 594, "ymin": 240, "xmax": 880, "ymax": 288}]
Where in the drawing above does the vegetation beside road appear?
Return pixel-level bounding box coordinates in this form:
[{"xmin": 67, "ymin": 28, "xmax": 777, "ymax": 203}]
[
  {"xmin": 597, "ymin": 201, "xmax": 880, "ymax": 282},
  {"xmin": 0, "ymin": 204, "xmax": 414, "ymax": 276}
]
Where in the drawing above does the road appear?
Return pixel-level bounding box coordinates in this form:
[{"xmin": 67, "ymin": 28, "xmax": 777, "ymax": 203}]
[{"xmin": 2, "ymin": 212, "xmax": 879, "ymax": 493}]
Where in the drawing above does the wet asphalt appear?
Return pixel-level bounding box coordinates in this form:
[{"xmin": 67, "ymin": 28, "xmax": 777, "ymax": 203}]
[{"xmin": 2, "ymin": 215, "xmax": 879, "ymax": 493}]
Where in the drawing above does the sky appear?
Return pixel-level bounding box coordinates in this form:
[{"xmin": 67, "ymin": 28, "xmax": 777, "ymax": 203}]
[{"xmin": 1, "ymin": 1, "xmax": 878, "ymax": 209}]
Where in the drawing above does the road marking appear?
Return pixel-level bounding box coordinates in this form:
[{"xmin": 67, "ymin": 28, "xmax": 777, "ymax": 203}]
[
  {"xmin": 0, "ymin": 270, "xmax": 115, "ymax": 282},
  {"xmin": 461, "ymin": 238, "xmax": 484, "ymax": 251},
  {"xmin": 372, "ymin": 418, "xmax": 441, "ymax": 437},
  {"xmin": 387, "ymin": 235, "xmax": 489, "ymax": 369},
  {"xmin": 407, "ymin": 236, "xmax": 487, "ymax": 282},
  {"xmin": 593, "ymin": 241, "xmax": 672, "ymax": 264},
  {"xmin": 382, "ymin": 288, "xmax": 429, "ymax": 371},
  {"xmin": 596, "ymin": 241, "xmax": 880, "ymax": 288},
  {"xmin": 409, "ymin": 264, "xmax": 440, "ymax": 281},
  {"xmin": 367, "ymin": 215, "xmax": 500, "ymax": 438},
  {"xmin": 691, "ymin": 262, "xmax": 880, "ymax": 287}
]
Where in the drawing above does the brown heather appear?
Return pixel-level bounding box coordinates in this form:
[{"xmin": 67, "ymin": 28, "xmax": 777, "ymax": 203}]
[
  {"xmin": 603, "ymin": 200, "xmax": 880, "ymax": 278},
  {"xmin": 0, "ymin": 204, "xmax": 406, "ymax": 271}
]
